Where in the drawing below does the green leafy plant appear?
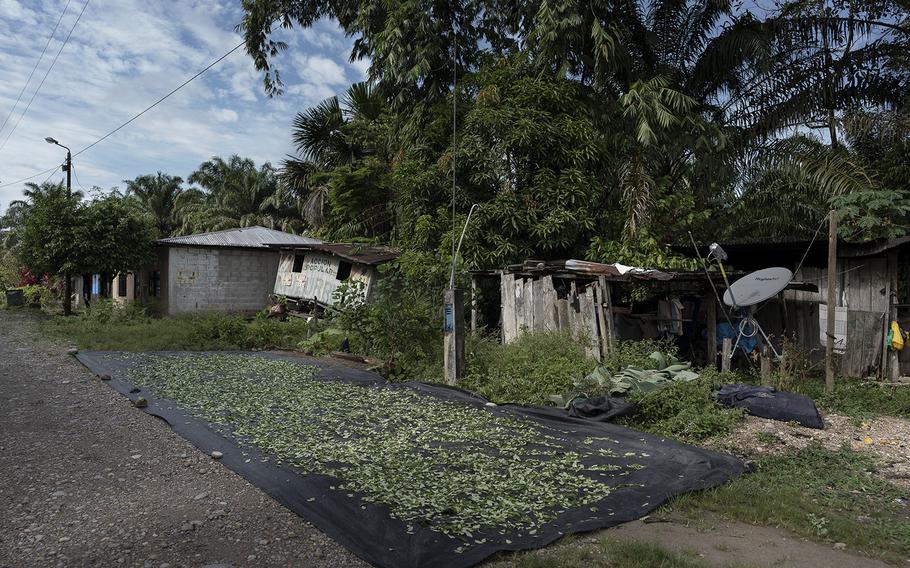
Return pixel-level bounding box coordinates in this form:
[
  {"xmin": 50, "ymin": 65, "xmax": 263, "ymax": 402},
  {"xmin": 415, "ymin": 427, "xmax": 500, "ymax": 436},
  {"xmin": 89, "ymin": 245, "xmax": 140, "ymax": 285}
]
[{"xmin": 463, "ymin": 331, "xmax": 595, "ymax": 405}]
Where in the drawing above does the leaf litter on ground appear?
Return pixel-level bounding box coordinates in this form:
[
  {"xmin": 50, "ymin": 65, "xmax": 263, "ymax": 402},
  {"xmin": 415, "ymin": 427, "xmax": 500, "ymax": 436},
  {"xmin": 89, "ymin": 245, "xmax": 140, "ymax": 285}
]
[{"xmin": 111, "ymin": 352, "xmax": 654, "ymax": 542}]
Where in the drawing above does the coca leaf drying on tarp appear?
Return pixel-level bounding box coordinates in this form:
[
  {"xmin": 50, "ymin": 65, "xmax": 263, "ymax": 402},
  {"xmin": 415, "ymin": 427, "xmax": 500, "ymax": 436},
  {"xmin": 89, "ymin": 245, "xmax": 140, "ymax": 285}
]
[{"xmin": 76, "ymin": 351, "xmax": 745, "ymax": 568}]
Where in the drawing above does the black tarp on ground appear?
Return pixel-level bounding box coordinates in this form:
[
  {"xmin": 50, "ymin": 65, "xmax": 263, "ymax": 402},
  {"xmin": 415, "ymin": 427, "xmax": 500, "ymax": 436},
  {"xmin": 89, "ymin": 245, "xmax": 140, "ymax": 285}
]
[
  {"xmin": 716, "ymin": 384, "xmax": 825, "ymax": 429},
  {"xmin": 76, "ymin": 351, "xmax": 745, "ymax": 568},
  {"xmin": 567, "ymin": 396, "xmax": 637, "ymax": 422}
]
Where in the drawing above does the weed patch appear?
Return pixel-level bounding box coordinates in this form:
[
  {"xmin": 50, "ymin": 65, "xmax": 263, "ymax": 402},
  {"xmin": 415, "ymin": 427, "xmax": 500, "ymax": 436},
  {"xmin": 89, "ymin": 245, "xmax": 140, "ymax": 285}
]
[
  {"xmin": 789, "ymin": 377, "xmax": 910, "ymax": 420},
  {"xmin": 462, "ymin": 331, "xmax": 594, "ymax": 405},
  {"xmin": 621, "ymin": 368, "xmax": 746, "ymax": 443},
  {"xmin": 668, "ymin": 444, "xmax": 910, "ymax": 563},
  {"xmin": 43, "ymin": 305, "xmax": 318, "ymax": 351},
  {"xmin": 492, "ymin": 536, "xmax": 712, "ymax": 568}
]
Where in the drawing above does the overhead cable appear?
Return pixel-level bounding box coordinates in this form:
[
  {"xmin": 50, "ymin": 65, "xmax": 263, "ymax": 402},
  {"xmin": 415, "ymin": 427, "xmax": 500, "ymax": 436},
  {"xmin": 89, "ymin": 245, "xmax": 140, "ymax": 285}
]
[
  {"xmin": 0, "ymin": 0, "xmax": 73, "ymax": 137},
  {"xmin": 0, "ymin": 0, "xmax": 90, "ymax": 154}
]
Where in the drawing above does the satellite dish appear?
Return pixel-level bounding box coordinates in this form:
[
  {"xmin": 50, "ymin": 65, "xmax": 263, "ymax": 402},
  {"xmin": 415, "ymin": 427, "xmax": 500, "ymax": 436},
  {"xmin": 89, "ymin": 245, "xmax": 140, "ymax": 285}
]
[{"xmin": 723, "ymin": 267, "xmax": 793, "ymax": 307}]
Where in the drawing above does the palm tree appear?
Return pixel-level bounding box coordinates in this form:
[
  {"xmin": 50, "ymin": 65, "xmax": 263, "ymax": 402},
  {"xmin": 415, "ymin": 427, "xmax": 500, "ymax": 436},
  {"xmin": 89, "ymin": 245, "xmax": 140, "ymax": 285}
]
[
  {"xmin": 184, "ymin": 155, "xmax": 297, "ymax": 232},
  {"xmin": 281, "ymin": 82, "xmax": 390, "ymax": 233},
  {"xmin": 124, "ymin": 172, "xmax": 194, "ymax": 237}
]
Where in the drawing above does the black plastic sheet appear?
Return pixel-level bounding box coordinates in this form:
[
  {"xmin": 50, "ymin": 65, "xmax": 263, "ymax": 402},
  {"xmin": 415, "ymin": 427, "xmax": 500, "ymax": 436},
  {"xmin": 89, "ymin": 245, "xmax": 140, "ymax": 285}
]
[
  {"xmin": 77, "ymin": 351, "xmax": 745, "ymax": 568},
  {"xmin": 716, "ymin": 384, "xmax": 824, "ymax": 429},
  {"xmin": 567, "ymin": 396, "xmax": 637, "ymax": 422}
]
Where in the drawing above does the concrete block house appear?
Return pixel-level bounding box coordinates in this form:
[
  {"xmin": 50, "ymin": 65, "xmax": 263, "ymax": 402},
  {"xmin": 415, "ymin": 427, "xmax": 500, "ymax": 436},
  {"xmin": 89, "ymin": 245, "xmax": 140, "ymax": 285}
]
[{"xmin": 113, "ymin": 226, "xmax": 320, "ymax": 316}]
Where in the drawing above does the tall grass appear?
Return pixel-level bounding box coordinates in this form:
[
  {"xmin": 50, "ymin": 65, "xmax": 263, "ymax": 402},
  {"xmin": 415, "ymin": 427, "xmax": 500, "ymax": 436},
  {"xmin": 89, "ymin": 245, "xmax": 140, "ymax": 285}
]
[{"xmin": 43, "ymin": 300, "xmax": 320, "ymax": 351}]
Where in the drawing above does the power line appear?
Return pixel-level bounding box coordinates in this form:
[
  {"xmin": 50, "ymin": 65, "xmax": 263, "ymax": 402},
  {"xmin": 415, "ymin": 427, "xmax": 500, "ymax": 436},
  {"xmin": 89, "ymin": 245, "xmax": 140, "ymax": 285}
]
[
  {"xmin": 0, "ymin": 0, "xmax": 73, "ymax": 137},
  {"xmin": 73, "ymin": 40, "xmax": 245, "ymax": 158},
  {"xmin": 0, "ymin": 0, "xmax": 90, "ymax": 155},
  {"xmin": 71, "ymin": 162, "xmax": 87, "ymax": 191},
  {"xmin": 40, "ymin": 165, "xmax": 61, "ymax": 186},
  {"xmin": 0, "ymin": 37, "xmax": 245, "ymax": 190},
  {"xmin": 0, "ymin": 165, "xmax": 60, "ymax": 189}
]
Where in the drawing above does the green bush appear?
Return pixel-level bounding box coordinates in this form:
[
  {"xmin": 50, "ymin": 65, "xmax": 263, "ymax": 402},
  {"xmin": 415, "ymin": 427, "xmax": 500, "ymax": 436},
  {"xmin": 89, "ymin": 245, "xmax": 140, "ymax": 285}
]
[
  {"xmin": 621, "ymin": 367, "xmax": 746, "ymax": 442},
  {"xmin": 331, "ymin": 269, "xmax": 442, "ymax": 380},
  {"xmin": 81, "ymin": 299, "xmax": 151, "ymax": 325},
  {"xmin": 600, "ymin": 339, "xmax": 678, "ymax": 371},
  {"xmin": 462, "ymin": 331, "xmax": 595, "ymax": 405}
]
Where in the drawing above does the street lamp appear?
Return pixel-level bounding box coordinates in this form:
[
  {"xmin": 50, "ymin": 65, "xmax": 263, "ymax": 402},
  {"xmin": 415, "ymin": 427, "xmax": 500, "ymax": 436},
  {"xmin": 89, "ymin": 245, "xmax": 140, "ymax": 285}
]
[{"xmin": 45, "ymin": 136, "xmax": 73, "ymax": 316}]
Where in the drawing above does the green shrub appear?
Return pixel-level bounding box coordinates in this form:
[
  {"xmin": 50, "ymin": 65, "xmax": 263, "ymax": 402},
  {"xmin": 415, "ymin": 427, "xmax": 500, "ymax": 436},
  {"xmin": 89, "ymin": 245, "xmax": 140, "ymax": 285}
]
[
  {"xmin": 81, "ymin": 299, "xmax": 151, "ymax": 325},
  {"xmin": 188, "ymin": 312, "xmax": 248, "ymax": 347},
  {"xmin": 621, "ymin": 367, "xmax": 746, "ymax": 442},
  {"xmin": 331, "ymin": 269, "xmax": 442, "ymax": 380},
  {"xmin": 462, "ymin": 331, "xmax": 595, "ymax": 405},
  {"xmin": 600, "ymin": 339, "xmax": 678, "ymax": 371}
]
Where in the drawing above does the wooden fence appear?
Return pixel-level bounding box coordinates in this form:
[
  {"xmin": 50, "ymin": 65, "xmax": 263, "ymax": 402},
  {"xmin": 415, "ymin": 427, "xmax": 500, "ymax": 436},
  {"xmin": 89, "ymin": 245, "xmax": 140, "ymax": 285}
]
[{"xmin": 500, "ymin": 274, "xmax": 614, "ymax": 361}]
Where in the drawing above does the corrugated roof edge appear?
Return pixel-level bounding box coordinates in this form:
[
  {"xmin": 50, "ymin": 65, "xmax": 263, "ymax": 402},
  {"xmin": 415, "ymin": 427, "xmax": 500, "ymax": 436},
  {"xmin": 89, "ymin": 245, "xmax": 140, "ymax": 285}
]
[
  {"xmin": 268, "ymin": 242, "xmax": 399, "ymax": 266},
  {"xmin": 158, "ymin": 226, "xmax": 321, "ymax": 249}
]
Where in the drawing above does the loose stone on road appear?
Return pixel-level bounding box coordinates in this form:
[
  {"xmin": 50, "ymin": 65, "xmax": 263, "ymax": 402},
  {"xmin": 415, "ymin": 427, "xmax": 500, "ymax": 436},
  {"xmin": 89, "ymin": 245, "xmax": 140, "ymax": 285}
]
[{"xmin": 0, "ymin": 310, "xmax": 365, "ymax": 568}]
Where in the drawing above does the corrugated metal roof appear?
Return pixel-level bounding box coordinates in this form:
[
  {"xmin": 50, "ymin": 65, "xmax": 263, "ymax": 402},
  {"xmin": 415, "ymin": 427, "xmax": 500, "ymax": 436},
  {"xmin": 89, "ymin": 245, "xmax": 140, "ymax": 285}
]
[
  {"xmin": 273, "ymin": 242, "xmax": 399, "ymax": 266},
  {"xmin": 159, "ymin": 226, "xmax": 321, "ymax": 249}
]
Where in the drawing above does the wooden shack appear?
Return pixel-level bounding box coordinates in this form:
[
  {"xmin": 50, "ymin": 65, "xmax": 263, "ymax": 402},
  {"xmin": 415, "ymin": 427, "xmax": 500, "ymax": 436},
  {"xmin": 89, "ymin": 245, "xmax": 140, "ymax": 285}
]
[
  {"xmin": 703, "ymin": 237, "xmax": 910, "ymax": 379},
  {"xmin": 270, "ymin": 243, "xmax": 398, "ymax": 314},
  {"xmin": 474, "ymin": 260, "xmax": 746, "ymax": 365}
]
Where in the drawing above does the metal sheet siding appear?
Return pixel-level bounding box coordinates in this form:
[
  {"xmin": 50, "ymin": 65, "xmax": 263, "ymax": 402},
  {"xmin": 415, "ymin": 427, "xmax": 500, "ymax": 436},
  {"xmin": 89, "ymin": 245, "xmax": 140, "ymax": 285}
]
[{"xmin": 273, "ymin": 251, "xmax": 375, "ymax": 306}]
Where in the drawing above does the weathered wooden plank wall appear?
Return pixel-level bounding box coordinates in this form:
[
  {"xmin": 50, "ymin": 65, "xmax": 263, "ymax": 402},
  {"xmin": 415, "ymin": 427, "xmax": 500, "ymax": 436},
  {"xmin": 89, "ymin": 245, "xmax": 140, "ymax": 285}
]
[
  {"xmin": 500, "ymin": 274, "xmax": 612, "ymax": 360},
  {"xmin": 767, "ymin": 257, "xmax": 890, "ymax": 377}
]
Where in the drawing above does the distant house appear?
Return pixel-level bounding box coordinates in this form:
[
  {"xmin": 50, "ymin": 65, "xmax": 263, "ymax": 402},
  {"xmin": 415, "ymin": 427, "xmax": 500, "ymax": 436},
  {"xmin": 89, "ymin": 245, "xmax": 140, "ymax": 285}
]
[
  {"xmin": 271, "ymin": 243, "xmax": 398, "ymax": 314},
  {"xmin": 112, "ymin": 226, "xmax": 320, "ymax": 316}
]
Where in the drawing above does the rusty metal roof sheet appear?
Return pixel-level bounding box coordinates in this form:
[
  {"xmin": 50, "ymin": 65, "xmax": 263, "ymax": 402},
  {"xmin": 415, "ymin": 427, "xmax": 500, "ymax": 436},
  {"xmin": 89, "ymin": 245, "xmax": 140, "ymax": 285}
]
[
  {"xmin": 159, "ymin": 226, "xmax": 321, "ymax": 249},
  {"xmin": 273, "ymin": 242, "xmax": 399, "ymax": 266},
  {"xmin": 501, "ymin": 259, "xmax": 676, "ymax": 281}
]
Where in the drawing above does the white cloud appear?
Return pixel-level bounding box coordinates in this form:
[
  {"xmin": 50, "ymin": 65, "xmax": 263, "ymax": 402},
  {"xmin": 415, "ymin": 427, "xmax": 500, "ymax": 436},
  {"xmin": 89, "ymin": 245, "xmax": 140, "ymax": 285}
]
[
  {"xmin": 295, "ymin": 54, "xmax": 348, "ymax": 86},
  {"xmin": 213, "ymin": 108, "xmax": 238, "ymax": 123},
  {"xmin": 0, "ymin": 0, "xmax": 361, "ymax": 212}
]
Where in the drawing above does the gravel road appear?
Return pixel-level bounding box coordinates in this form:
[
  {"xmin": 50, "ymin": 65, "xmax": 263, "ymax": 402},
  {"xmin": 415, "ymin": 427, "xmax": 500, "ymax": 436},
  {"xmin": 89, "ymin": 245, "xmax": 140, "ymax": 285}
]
[{"xmin": 0, "ymin": 309, "xmax": 366, "ymax": 568}]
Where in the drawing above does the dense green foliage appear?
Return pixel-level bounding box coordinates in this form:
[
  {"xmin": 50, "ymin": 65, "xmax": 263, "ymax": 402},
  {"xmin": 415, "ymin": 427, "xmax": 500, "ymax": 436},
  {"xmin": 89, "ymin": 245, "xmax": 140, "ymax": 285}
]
[
  {"xmin": 12, "ymin": 183, "xmax": 155, "ymax": 282},
  {"xmin": 671, "ymin": 444, "xmax": 910, "ymax": 563},
  {"xmin": 621, "ymin": 368, "xmax": 745, "ymax": 442},
  {"xmin": 462, "ymin": 331, "xmax": 595, "ymax": 405}
]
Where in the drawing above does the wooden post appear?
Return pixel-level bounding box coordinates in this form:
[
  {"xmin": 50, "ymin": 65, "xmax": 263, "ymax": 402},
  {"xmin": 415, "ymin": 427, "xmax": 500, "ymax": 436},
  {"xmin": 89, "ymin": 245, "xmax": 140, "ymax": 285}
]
[
  {"xmin": 470, "ymin": 276, "xmax": 478, "ymax": 332},
  {"xmin": 825, "ymin": 210, "xmax": 837, "ymax": 393},
  {"xmin": 760, "ymin": 345, "xmax": 771, "ymax": 381},
  {"xmin": 594, "ymin": 277, "xmax": 611, "ymax": 357},
  {"xmin": 721, "ymin": 338, "xmax": 732, "ymax": 372},
  {"xmin": 443, "ymin": 288, "xmax": 465, "ymax": 385},
  {"xmin": 599, "ymin": 277, "xmax": 616, "ymax": 354},
  {"xmin": 706, "ymin": 296, "xmax": 717, "ymax": 369},
  {"xmin": 889, "ymin": 252, "xmax": 900, "ymax": 381}
]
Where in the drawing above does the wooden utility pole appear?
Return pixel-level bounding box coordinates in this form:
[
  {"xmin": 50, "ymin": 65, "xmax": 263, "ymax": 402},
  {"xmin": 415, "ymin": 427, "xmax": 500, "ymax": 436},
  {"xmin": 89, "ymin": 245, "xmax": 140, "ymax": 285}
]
[
  {"xmin": 825, "ymin": 210, "xmax": 837, "ymax": 393},
  {"xmin": 443, "ymin": 288, "xmax": 465, "ymax": 385}
]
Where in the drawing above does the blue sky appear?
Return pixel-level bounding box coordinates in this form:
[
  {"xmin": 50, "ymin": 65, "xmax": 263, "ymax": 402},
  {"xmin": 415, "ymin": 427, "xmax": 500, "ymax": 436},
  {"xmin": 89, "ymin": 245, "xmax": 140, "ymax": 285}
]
[{"xmin": 0, "ymin": 0, "xmax": 366, "ymax": 212}]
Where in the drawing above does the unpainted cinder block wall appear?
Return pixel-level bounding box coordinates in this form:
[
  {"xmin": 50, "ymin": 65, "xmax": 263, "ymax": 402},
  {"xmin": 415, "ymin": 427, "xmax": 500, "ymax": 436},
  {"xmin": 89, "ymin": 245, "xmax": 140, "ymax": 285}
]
[{"xmin": 166, "ymin": 246, "xmax": 279, "ymax": 315}]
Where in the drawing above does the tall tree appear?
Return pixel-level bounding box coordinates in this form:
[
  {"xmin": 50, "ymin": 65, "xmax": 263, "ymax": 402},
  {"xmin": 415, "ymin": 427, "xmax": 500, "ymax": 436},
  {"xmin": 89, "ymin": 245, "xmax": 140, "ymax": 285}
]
[
  {"xmin": 281, "ymin": 82, "xmax": 393, "ymax": 236},
  {"xmin": 124, "ymin": 172, "xmax": 195, "ymax": 237},
  {"xmin": 183, "ymin": 155, "xmax": 298, "ymax": 232}
]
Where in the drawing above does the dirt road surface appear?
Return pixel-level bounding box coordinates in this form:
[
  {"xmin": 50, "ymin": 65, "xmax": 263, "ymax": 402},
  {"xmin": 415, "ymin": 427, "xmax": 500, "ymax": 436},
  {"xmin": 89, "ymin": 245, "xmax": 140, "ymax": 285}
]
[{"xmin": 0, "ymin": 310, "xmax": 366, "ymax": 568}]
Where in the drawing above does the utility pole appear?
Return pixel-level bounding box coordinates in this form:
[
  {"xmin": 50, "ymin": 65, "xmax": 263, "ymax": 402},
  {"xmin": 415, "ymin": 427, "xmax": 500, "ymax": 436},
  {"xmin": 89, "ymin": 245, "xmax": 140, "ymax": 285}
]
[
  {"xmin": 825, "ymin": 209, "xmax": 837, "ymax": 393},
  {"xmin": 45, "ymin": 137, "xmax": 73, "ymax": 316}
]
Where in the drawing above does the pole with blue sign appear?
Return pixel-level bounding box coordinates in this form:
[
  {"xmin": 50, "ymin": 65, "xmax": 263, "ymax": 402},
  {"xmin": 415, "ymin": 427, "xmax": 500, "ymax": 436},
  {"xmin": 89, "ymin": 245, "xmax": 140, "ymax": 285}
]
[{"xmin": 443, "ymin": 288, "xmax": 465, "ymax": 385}]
